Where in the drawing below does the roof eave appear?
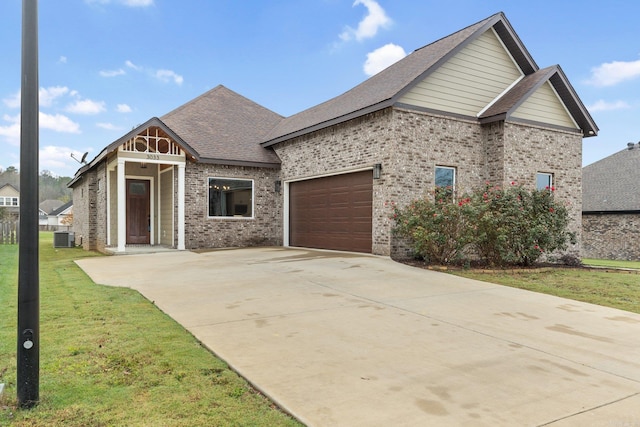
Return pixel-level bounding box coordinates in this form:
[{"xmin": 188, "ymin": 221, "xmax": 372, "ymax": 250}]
[
  {"xmin": 483, "ymin": 66, "xmax": 599, "ymax": 138},
  {"xmin": 197, "ymin": 157, "xmax": 281, "ymax": 169},
  {"xmin": 68, "ymin": 117, "xmax": 202, "ymax": 187},
  {"xmin": 478, "ymin": 113, "xmax": 508, "ymax": 124},
  {"xmin": 261, "ymin": 101, "xmax": 394, "ymax": 147},
  {"xmin": 548, "ymin": 67, "xmax": 599, "ymax": 138}
]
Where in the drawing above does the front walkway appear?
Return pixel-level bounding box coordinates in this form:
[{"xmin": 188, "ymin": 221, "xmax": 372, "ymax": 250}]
[
  {"xmin": 104, "ymin": 245, "xmax": 178, "ymax": 255},
  {"xmin": 77, "ymin": 247, "xmax": 640, "ymax": 426}
]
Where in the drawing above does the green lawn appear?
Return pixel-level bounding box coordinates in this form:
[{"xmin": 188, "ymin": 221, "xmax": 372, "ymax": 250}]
[
  {"xmin": 582, "ymin": 258, "xmax": 640, "ymax": 270},
  {"xmin": 0, "ymin": 233, "xmax": 301, "ymax": 427},
  {"xmin": 452, "ymin": 266, "xmax": 640, "ymax": 314}
]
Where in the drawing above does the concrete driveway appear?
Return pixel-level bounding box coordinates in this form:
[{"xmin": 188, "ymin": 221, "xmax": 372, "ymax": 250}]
[{"xmin": 76, "ymin": 247, "xmax": 640, "ymax": 426}]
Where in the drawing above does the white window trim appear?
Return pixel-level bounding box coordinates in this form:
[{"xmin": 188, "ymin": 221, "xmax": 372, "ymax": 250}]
[
  {"xmin": 207, "ymin": 177, "xmax": 255, "ymax": 219},
  {"xmin": 435, "ymin": 165, "xmax": 456, "ymax": 189},
  {"xmin": 0, "ymin": 196, "xmax": 19, "ymax": 206},
  {"xmin": 536, "ymin": 172, "xmax": 553, "ymax": 190}
]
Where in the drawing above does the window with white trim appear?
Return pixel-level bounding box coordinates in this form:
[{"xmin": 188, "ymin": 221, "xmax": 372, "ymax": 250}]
[
  {"xmin": 536, "ymin": 172, "xmax": 553, "ymax": 190},
  {"xmin": 0, "ymin": 196, "xmax": 19, "ymax": 206},
  {"xmin": 435, "ymin": 166, "xmax": 456, "ymax": 201},
  {"xmin": 208, "ymin": 178, "xmax": 253, "ymax": 218}
]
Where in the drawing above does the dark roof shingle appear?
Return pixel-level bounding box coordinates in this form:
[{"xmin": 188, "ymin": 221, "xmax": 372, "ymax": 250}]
[
  {"xmin": 583, "ymin": 144, "xmax": 640, "ymax": 211},
  {"xmin": 161, "ymin": 85, "xmax": 282, "ymax": 166},
  {"xmin": 262, "ymin": 13, "xmax": 503, "ymax": 146},
  {"xmin": 479, "ymin": 66, "xmax": 598, "ymax": 137}
]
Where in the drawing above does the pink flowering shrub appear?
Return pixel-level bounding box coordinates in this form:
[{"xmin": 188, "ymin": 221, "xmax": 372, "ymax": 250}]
[
  {"xmin": 391, "ymin": 187, "xmax": 474, "ymax": 265},
  {"xmin": 391, "ymin": 183, "xmax": 576, "ymax": 266}
]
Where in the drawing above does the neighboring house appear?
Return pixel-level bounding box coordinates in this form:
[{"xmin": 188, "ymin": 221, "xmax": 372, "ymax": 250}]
[
  {"xmin": 69, "ymin": 12, "xmax": 597, "ymax": 257},
  {"xmin": 0, "ymin": 183, "xmax": 20, "ymax": 219},
  {"xmin": 39, "ymin": 199, "xmax": 64, "ymax": 228},
  {"xmin": 582, "ymin": 143, "xmax": 640, "ymax": 260},
  {"xmin": 47, "ymin": 200, "xmax": 73, "ymax": 231}
]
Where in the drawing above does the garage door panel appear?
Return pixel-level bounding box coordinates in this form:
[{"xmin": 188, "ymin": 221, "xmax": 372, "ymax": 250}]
[{"xmin": 290, "ymin": 171, "xmax": 373, "ymax": 253}]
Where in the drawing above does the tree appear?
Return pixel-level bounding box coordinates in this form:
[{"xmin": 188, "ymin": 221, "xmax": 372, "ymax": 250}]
[{"xmin": 0, "ymin": 168, "xmax": 73, "ymax": 203}]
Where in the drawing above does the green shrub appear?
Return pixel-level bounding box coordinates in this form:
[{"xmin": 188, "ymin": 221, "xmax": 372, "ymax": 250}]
[
  {"xmin": 391, "ymin": 183, "xmax": 576, "ymax": 267},
  {"xmin": 391, "ymin": 187, "xmax": 474, "ymax": 264}
]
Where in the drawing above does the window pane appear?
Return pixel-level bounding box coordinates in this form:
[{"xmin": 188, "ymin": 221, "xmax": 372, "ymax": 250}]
[
  {"xmin": 0, "ymin": 198, "xmax": 5, "ymax": 206},
  {"xmin": 208, "ymin": 178, "xmax": 253, "ymax": 217},
  {"xmin": 435, "ymin": 167, "xmax": 455, "ymax": 188},
  {"xmin": 536, "ymin": 173, "xmax": 552, "ymax": 190},
  {"xmin": 129, "ymin": 182, "xmax": 147, "ymax": 195}
]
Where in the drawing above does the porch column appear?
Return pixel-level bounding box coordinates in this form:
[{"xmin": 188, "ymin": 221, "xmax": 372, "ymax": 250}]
[
  {"xmin": 117, "ymin": 158, "xmax": 126, "ymax": 252},
  {"xmin": 177, "ymin": 163, "xmax": 185, "ymax": 250}
]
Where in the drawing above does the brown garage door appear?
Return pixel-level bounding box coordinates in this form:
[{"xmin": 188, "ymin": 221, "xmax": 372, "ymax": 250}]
[{"xmin": 290, "ymin": 171, "xmax": 372, "ymax": 253}]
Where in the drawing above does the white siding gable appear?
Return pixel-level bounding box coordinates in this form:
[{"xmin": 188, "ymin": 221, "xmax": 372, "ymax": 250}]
[
  {"xmin": 511, "ymin": 81, "xmax": 578, "ymax": 129},
  {"xmin": 399, "ymin": 28, "xmax": 523, "ymax": 117}
]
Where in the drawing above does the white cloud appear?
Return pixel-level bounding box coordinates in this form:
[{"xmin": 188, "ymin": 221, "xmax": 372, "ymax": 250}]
[
  {"xmin": 85, "ymin": 0, "xmax": 153, "ymax": 6},
  {"xmin": 116, "ymin": 103, "xmax": 132, "ymax": 113},
  {"xmin": 364, "ymin": 43, "xmax": 407, "ymax": 76},
  {"xmin": 5, "ymin": 86, "xmax": 71, "ymax": 109},
  {"xmin": 0, "ymin": 114, "xmax": 21, "ymax": 145},
  {"xmin": 40, "ymin": 112, "xmax": 81, "ymax": 133},
  {"xmin": 126, "ymin": 60, "xmax": 143, "ymax": 71},
  {"xmin": 40, "ymin": 146, "xmax": 95, "ymax": 176},
  {"xmin": 40, "ymin": 86, "xmax": 70, "ymax": 107},
  {"xmin": 121, "ymin": 0, "xmax": 153, "ymax": 6},
  {"xmin": 155, "ymin": 69, "xmax": 184, "ymax": 85},
  {"xmin": 1, "ymin": 112, "xmax": 81, "ymax": 137},
  {"xmin": 65, "ymin": 99, "xmax": 106, "ymax": 115},
  {"xmin": 97, "ymin": 122, "xmax": 121, "ymax": 130},
  {"xmin": 587, "ymin": 99, "xmax": 632, "ymax": 112},
  {"xmin": 100, "ymin": 68, "xmax": 126, "ymax": 77},
  {"xmin": 340, "ymin": 0, "xmax": 392, "ymax": 42},
  {"xmin": 3, "ymin": 91, "xmax": 21, "ymax": 109},
  {"xmin": 585, "ymin": 59, "xmax": 640, "ymax": 87},
  {"xmin": 58, "ymin": 56, "xmax": 67, "ymax": 64}
]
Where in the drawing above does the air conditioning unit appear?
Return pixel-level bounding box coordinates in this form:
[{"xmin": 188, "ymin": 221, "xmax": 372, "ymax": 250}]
[{"xmin": 53, "ymin": 231, "xmax": 75, "ymax": 248}]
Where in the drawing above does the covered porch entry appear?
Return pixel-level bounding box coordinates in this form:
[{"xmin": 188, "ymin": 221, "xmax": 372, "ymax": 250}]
[{"xmin": 106, "ymin": 126, "xmax": 187, "ymax": 253}]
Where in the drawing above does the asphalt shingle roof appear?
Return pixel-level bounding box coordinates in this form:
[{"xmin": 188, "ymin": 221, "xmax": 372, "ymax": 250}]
[
  {"xmin": 262, "ymin": 14, "xmax": 499, "ymax": 145},
  {"xmin": 71, "ymin": 11, "xmax": 597, "ymax": 181},
  {"xmin": 161, "ymin": 85, "xmax": 282, "ymax": 166},
  {"xmin": 39, "ymin": 199, "xmax": 64, "ymax": 215},
  {"xmin": 583, "ymin": 144, "xmax": 640, "ymax": 211}
]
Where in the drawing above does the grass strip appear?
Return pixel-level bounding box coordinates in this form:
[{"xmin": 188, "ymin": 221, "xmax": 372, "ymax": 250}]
[
  {"xmin": 582, "ymin": 258, "xmax": 640, "ymax": 270},
  {"xmin": 452, "ymin": 267, "xmax": 640, "ymax": 314},
  {"xmin": 0, "ymin": 232, "xmax": 301, "ymax": 427}
]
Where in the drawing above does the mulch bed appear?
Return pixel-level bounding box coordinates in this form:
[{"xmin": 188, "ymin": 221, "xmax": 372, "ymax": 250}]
[{"xmin": 396, "ymin": 259, "xmax": 640, "ymax": 275}]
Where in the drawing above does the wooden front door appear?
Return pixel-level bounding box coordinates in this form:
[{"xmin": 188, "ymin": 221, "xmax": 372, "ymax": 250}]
[{"xmin": 126, "ymin": 179, "xmax": 150, "ymax": 244}]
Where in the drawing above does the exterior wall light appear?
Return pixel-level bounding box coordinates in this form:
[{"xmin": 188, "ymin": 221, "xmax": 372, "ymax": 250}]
[
  {"xmin": 275, "ymin": 180, "xmax": 282, "ymax": 193},
  {"xmin": 373, "ymin": 163, "xmax": 382, "ymax": 179}
]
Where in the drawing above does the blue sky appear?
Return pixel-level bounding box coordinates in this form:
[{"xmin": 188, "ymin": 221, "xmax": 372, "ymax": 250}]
[{"xmin": 1, "ymin": 0, "xmax": 639, "ymax": 177}]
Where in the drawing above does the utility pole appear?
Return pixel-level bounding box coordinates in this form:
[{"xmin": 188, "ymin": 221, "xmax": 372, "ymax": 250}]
[{"xmin": 17, "ymin": 0, "xmax": 39, "ymax": 409}]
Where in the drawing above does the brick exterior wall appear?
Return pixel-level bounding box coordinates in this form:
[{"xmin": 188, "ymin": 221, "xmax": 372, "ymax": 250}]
[
  {"xmin": 502, "ymin": 122, "xmax": 583, "ymax": 256},
  {"xmin": 273, "ymin": 106, "xmax": 583, "ymax": 258},
  {"xmin": 183, "ymin": 162, "xmax": 282, "ymax": 249},
  {"xmin": 94, "ymin": 163, "xmax": 108, "ymax": 252},
  {"xmin": 73, "ymin": 108, "xmax": 583, "ymax": 258},
  {"xmin": 583, "ymin": 213, "xmax": 640, "ymax": 260},
  {"xmin": 71, "ymin": 177, "xmax": 88, "ymax": 248},
  {"xmin": 71, "ymin": 167, "xmax": 101, "ymax": 251}
]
